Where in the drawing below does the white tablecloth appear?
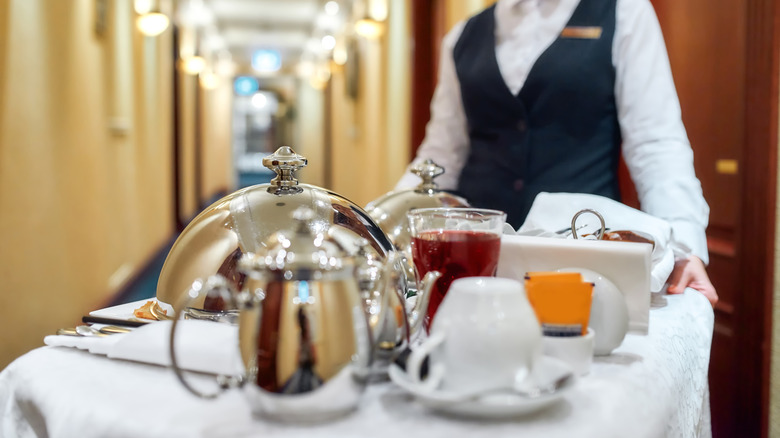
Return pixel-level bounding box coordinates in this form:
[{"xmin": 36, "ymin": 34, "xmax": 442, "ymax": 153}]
[{"xmin": 0, "ymin": 290, "xmax": 713, "ymax": 438}]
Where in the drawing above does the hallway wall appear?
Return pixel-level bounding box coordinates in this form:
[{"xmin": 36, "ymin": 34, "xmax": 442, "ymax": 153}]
[
  {"xmin": 327, "ymin": 0, "xmax": 413, "ymax": 207},
  {"xmin": 199, "ymin": 79, "xmax": 233, "ymax": 201},
  {"xmin": 0, "ymin": 0, "xmax": 175, "ymax": 369}
]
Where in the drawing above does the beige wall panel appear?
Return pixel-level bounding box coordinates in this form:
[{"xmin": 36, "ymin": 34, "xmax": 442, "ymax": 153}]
[
  {"xmin": 106, "ymin": 0, "xmax": 139, "ymax": 274},
  {"xmin": 0, "ymin": 0, "xmax": 174, "ymax": 369},
  {"xmin": 0, "ymin": 0, "xmax": 109, "ymax": 368},
  {"xmin": 327, "ymin": 2, "xmax": 413, "ymax": 207},
  {"xmin": 0, "ymin": 0, "xmax": 7, "ymax": 115},
  {"xmin": 200, "ymin": 81, "xmax": 234, "ymax": 201},
  {"xmin": 356, "ymin": 38, "xmax": 386, "ymax": 206},
  {"xmin": 328, "ymin": 36, "xmax": 386, "ymax": 207},
  {"xmin": 295, "ymin": 80, "xmax": 325, "ymax": 188},
  {"xmin": 132, "ymin": 32, "xmax": 174, "ymax": 251},
  {"xmin": 446, "ymin": 0, "xmax": 490, "ymax": 30},
  {"xmin": 382, "ymin": 0, "xmax": 412, "ymax": 193},
  {"xmin": 329, "ymin": 65, "xmax": 357, "ymax": 200},
  {"xmin": 178, "ymin": 72, "xmax": 198, "ymax": 219}
]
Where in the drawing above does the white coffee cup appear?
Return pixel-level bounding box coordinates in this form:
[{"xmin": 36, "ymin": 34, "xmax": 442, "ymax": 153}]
[{"xmin": 406, "ymin": 277, "xmax": 542, "ymax": 393}]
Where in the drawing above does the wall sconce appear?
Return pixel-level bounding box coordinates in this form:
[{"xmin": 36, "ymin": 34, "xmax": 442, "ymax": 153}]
[
  {"xmin": 200, "ymin": 71, "xmax": 219, "ymax": 90},
  {"xmin": 354, "ymin": 17, "xmax": 384, "ymax": 39},
  {"xmin": 181, "ymin": 56, "xmax": 206, "ymax": 75},
  {"xmin": 137, "ymin": 12, "xmax": 170, "ymax": 36}
]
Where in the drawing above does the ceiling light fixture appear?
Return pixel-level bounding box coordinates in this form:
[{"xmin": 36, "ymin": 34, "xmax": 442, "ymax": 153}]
[
  {"xmin": 251, "ymin": 93, "xmax": 268, "ymax": 109},
  {"xmin": 134, "ymin": 0, "xmax": 153, "ymax": 14},
  {"xmin": 200, "ymin": 71, "xmax": 219, "ymax": 90},
  {"xmin": 368, "ymin": 0, "xmax": 388, "ymax": 22},
  {"xmin": 333, "ymin": 46, "xmax": 348, "ymax": 65},
  {"xmin": 355, "ymin": 18, "xmax": 384, "ymax": 39},
  {"xmin": 234, "ymin": 76, "xmax": 259, "ymax": 96},
  {"xmin": 324, "ymin": 1, "xmax": 340, "ymax": 15},
  {"xmin": 252, "ymin": 49, "xmax": 282, "ymax": 73},
  {"xmin": 181, "ymin": 56, "xmax": 206, "ymax": 75},
  {"xmin": 137, "ymin": 12, "xmax": 170, "ymax": 37},
  {"xmin": 321, "ymin": 35, "xmax": 336, "ymax": 51}
]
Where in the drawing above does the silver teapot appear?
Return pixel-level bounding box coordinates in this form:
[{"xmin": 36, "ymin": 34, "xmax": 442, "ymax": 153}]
[{"xmin": 169, "ymin": 206, "xmax": 440, "ymax": 422}]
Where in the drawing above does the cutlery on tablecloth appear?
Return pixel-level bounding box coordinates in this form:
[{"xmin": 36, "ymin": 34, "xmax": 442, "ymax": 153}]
[
  {"xmin": 81, "ymin": 315, "xmax": 150, "ymax": 327},
  {"xmin": 55, "ymin": 325, "xmax": 132, "ymax": 337}
]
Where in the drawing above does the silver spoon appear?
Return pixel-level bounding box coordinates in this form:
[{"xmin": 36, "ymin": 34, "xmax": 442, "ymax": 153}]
[
  {"xmin": 424, "ymin": 372, "xmax": 575, "ymax": 405},
  {"xmin": 75, "ymin": 325, "xmax": 109, "ymax": 337}
]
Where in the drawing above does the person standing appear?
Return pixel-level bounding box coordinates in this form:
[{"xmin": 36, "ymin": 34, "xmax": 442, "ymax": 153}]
[{"xmin": 396, "ymin": 0, "xmax": 718, "ymax": 305}]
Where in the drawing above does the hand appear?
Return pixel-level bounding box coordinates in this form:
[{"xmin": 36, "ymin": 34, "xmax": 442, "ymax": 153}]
[{"xmin": 666, "ymin": 255, "xmax": 718, "ymax": 306}]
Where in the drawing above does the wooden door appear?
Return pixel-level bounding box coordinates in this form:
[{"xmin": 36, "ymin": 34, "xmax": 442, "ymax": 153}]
[{"xmin": 649, "ymin": 1, "xmax": 778, "ymax": 436}]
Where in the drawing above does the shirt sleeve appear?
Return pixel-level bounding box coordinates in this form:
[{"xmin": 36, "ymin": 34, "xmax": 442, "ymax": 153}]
[
  {"xmin": 614, "ymin": 0, "xmax": 711, "ymax": 264},
  {"xmin": 395, "ymin": 22, "xmax": 470, "ymax": 191}
]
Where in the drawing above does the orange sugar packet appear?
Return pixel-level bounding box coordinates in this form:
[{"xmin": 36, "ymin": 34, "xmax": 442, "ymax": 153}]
[{"xmin": 524, "ymin": 272, "xmax": 593, "ymax": 336}]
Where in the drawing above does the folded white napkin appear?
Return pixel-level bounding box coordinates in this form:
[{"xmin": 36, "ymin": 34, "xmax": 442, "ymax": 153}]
[
  {"xmin": 44, "ymin": 320, "xmax": 242, "ymax": 376},
  {"xmin": 517, "ymin": 192, "xmax": 674, "ymax": 292}
]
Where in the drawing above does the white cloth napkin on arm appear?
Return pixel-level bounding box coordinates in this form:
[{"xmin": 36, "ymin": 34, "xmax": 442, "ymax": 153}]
[
  {"xmin": 44, "ymin": 320, "xmax": 242, "ymax": 376},
  {"xmin": 517, "ymin": 192, "xmax": 675, "ymax": 292}
]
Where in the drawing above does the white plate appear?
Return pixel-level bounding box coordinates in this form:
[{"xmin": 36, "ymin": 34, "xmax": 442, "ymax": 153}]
[
  {"xmin": 388, "ymin": 356, "xmax": 574, "ymax": 419},
  {"xmin": 89, "ymin": 298, "xmax": 172, "ymax": 321}
]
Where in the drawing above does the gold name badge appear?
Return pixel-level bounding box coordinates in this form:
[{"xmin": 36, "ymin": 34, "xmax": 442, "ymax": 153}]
[
  {"xmin": 561, "ymin": 26, "xmax": 603, "ymax": 39},
  {"xmin": 716, "ymin": 159, "xmax": 739, "ymax": 175}
]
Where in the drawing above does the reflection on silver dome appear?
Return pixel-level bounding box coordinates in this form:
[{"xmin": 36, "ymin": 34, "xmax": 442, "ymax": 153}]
[{"xmin": 156, "ymin": 146, "xmax": 393, "ymax": 310}]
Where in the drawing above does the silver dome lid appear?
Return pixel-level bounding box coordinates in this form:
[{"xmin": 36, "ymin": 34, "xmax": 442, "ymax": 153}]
[
  {"xmin": 157, "ymin": 146, "xmax": 393, "ymax": 310},
  {"xmin": 365, "ymin": 159, "xmax": 470, "ymax": 256}
]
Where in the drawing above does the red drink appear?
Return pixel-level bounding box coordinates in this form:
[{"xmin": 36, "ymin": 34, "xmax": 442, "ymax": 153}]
[{"xmin": 411, "ymin": 229, "xmax": 502, "ymax": 328}]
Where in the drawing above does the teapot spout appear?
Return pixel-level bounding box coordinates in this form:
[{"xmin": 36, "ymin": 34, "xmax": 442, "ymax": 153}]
[{"xmin": 407, "ymin": 270, "xmax": 442, "ymax": 338}]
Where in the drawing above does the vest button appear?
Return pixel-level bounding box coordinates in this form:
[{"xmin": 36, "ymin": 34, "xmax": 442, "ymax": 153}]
[
  {"xmin": 513, "ymin": 179, "xmax": 524, "ymax": 191},
  {"xmin": 516, "ymin": 120, "xmax": 527, "ymax": 132}
]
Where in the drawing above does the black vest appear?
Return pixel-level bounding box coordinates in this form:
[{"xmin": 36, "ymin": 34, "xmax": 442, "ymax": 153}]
[{"xmin": 454, "ymin": 0, "xmax": 622, "ymax": 229}]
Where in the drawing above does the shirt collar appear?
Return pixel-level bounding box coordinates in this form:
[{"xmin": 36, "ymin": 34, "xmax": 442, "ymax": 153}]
[{"xmin": 498, "ymin": 0, "xmax": 538, "ymax": 14}]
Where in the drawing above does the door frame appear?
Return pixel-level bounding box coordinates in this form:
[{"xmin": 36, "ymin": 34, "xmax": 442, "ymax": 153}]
[{"xmin": 741, "ymin": 0, "xmax": 778, "ymax": 435}]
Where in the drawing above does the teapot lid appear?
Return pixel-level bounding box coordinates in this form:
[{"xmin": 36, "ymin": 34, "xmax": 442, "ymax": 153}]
[{"xmin": 238, "ymin": 207, "xmax": 354, "ymax": 281}]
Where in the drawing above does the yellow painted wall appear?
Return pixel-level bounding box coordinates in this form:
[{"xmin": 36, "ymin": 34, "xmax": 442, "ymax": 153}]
[
  {"xmin": 447, "ymin": 0, "xmax": 493, "ymax": 29},
  {"xmin": 178, "ymin": 71, "xmax": 199, "ymax": 220},
  {"xmin": 382, "ymin": 0, "xmax": 412, "ymax": 193},
  {"xmin": 200, "ymin": 79, "xmax": 233, "ymax": 200},
  {"xmin": 327, "ymin": 0, "xmax": 412, "ymax": 207},
  {"xmin": 0, "ymin": 0, "xmax": 175, "ymax": 369},
  {"xmin": 329, "ymin": 60, "xmax": 357, "ymax": 199},
  {"xmin": 329, "ymin": 35, "xmax": 386, "ymax": 207},
  {"xmin": 322, "ymin": 0, "xmax": 489, "ymax": 206},
  {"xmin": 294, "ymin": 80, "xmax": 326, "ymax": 187}
]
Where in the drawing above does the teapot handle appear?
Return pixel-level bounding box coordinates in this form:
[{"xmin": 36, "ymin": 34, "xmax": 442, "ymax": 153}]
[{"xmin": 169, "ymin": 275, "xmax": 244, "ymax": 399}]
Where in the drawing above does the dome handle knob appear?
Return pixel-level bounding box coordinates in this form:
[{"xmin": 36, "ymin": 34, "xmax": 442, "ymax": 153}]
[
  {"xmin": 263, "ymin": 146, "xmax": 308, "ymax": 191},
  {"xmin": 411, "ymin": 159, "xmax": 444, "ymax": 193}
]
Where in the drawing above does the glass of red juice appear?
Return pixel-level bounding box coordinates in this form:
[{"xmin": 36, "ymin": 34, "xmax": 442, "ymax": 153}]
[{"xmin": 407, "ymin": 208, "xmax": 506, "ymax": 330}]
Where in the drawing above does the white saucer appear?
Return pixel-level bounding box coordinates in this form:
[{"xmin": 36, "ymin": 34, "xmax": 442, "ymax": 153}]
[{"xmin": 388, "ymin": 356, "xmax": 574, "ymax": 419}]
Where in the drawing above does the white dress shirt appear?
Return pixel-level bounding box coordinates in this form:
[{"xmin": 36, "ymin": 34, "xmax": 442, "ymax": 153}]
[{"xmin": 396, "ymin": 0, "xmax": 710, "ymax": 264}]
